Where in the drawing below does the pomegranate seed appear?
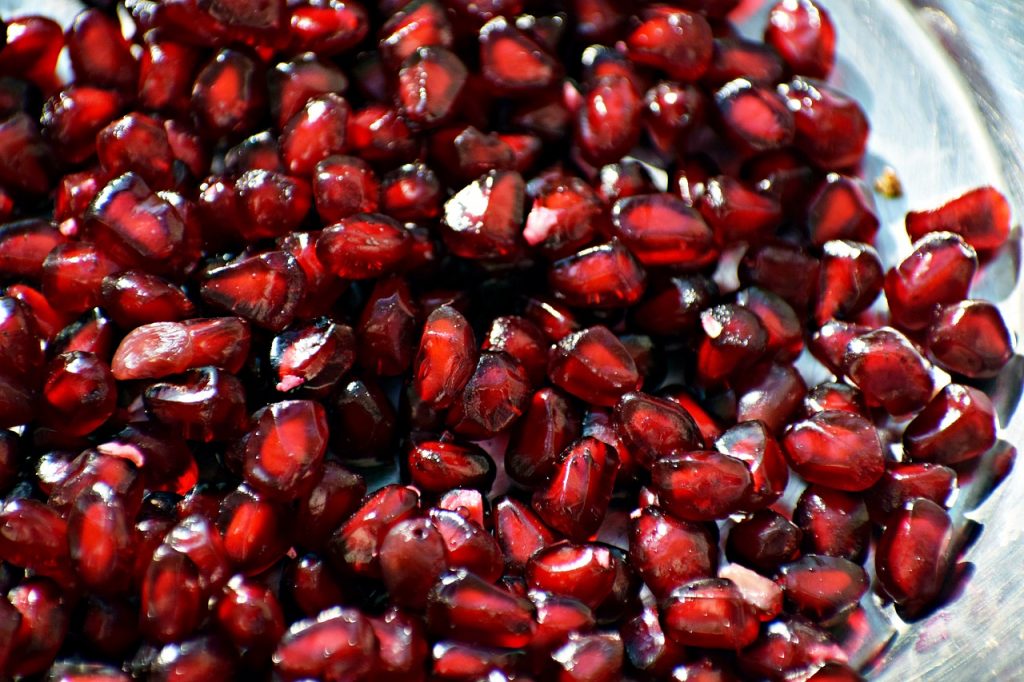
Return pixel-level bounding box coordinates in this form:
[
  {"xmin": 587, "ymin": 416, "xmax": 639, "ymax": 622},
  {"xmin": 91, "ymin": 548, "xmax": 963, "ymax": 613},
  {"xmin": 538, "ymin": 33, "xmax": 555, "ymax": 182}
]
[
  {"xmin": 804, "ymin": 381, "xmax": 867, "ymax": 416},
  {"xmin": 548, "ymin": 326, "xmax": 640, "ymax": 407},
  {"xmin": 707, "ymin": 36, "xmax": 784, "ymax": 86},
  {"xmin": 379, "ymin": 0, "xmax": 453, "ymax": 68},
  {"xmin": 866, "ymin": 463, "xmax": 956, "ymax": 524},
  {"xmin": 549, "ymin": 240, "xmax": 647, "ymax": 308},
  {"xmin": 903, "ymin": 383, "xmax": 996, "ymax": 465},
  {"xmin": 844, "ymin": 327, "xmax": 934, "ymax": 416},
  {"xmin": 239, "ymin": 399, "xmax": 328, "ymax": 500},
  {"xmin": 630, "ymin": 507, "xmax": 717, "ymax": 599},
  {"xmin": 0, "ymin": 498, "xmax": 74, "ymax": 584},
  {"xmin": 715, "ymin": 79, "xmax": 795, "ymax": 153},
  {"xmin": 482, "ymin": 315, "xmax": 548, "ymax": 385},
  {"xmin": 201, "ymin": 251, "xmax": 306, "ymax": 331},
  {"xmin": 0, "ymin": 218, "xmax": 64, "ymax": 280},
  {"xmin": 611, "ymin": 193, "xmax": 716, "ymax": 269},
  {"xmin": 379, "ymin": 517, "xmax": 447, "ymax": 610},
  {"xmin": 430, "ymin": 640, "xmax": 520, "ymax": 679},
  {"xmin": 614, "ymin": 391, "xmax": 703, "ymax": 470},
  {"xmin": 40, "ymin": 87, "xmax": 122, "ymax": 165},
  {"xmin": 807, "ymin": 174, "xmax": 879, "ymax": 246},
  {"xmin": 697, "ymin": 175, "xmax": 783, "ymax": 246},
  {"xmin": 778, "ymin": 77, "xmax": 869, "ymax": 169},
  {"xmin": 312, "ymin": 155, "xmax": 379, "ymax": 222},
  {"xmin": 148, "ymin": 636, "xmax": 237, "ymax": 680},
  {"xmin": 794, "ymin": 486, "xmax": 870, "ymax": 563},
  {"xmin": 139, "ymin": 34, "xmax": 201, "ymax": 115},
  {"xmin": 696, "ymin": 303, "xmax": 768, "ymax": 385},
  {"xmin": 494, "ymin": 497, "xmax": 558, "ymax": 572},
  {"xmin": 327, "ymin": 484, "xmax": 420, "ymax": 579},
  {"xmin": 413, "ymin": 305, "xmax": 476, "ymax": 409},
  {"xmin": 765, "ymin": 0, "xmax": 836, "ymax": 79},
  {"xmin": 736, "ymin": 286, "xmax": 804, "ymax": 362},
  {"xmin": 442, "ymin": 170, "xmax": 525, "ymax": 260},
  {"xmin": 140, "ymin": 544, "xmax": 204, "ymax": 643},
  {"xmin": 782, "ymin": 410, "xmax": 884, "ymax": 492},
  {"xmin": 576, "ymin": 75, "xmax": 643, "ymax": 166},
  {"xmin": 272, "ymin": 607, "xmax": 378, "ymax": 680},
  {"xmin": 660, "ymin": 578, "xmax": 759, "ymax": 649},
  {"xmin": 68, "ymin": 482, "xmax": 135, "ymax": 593},
  {"xmin": 652, "ymin": 450, "xmax": 752, "ymax": 522},
  {"xmin": 927, "ymin": 300, "xmax": 1014, "ymax": 379},
  {"xmin": 397, "ymin": 46, "xmax": 468, "ymax": 128},
  {"xmin": 726, "ymin": 510, "xmax": 802, "ymax": 574},
  {"xmin": 526, "ymin": 541, "xmax": 616, "ymax": 610},
  {"xmin": 532, "ymin": 436, "xmax": 620, "ymax": 541},
  {"xmin": 408, "ymin": 439, "xmax": 495, "ymax": 494},
  {"xmin": 479, "ymin": 17, "xmax": 558, "ymax": 94},
  {"xmin": 288, "ymin": 553, "xmax": 348, "ymax": 617},
  {"xmin": 100, "ymin": 271, "xmax": 195, "ymax": 327},
  {"xmin": 814, "ymin": 240, "xmax": 883, "ymax": 325},
  {"xmin": 431, "ymin": 508, "xmax": 503, "ymax": 582},
  {"xmin": 7, "ymin": 578, "xmax": 69, "ymax": 677},
  {"xmin": 217, "ymin": 485, "xmax": 292, "ymax": 574},
  {"xmin": 644, "ymin": 82, "xmax": 705, "ymax": 154},
  {"xmin": 215, "ymin": 574, "xmax": 285, "ymax": 650},
  {"xmin": 906, "ymin": 185, "xmax": 1011, "ymax": 252},
  {"xmin": 281, "ymin": 94, "xmax": 350, "ymax": 177},
  {"xmin": 191, "ymin": 48, "xmax": 266, "ymax": 140},
  {"xmin": 380, "ymin": 162, "xmax": 443, "ymax": 221},
  {"xmin": 884, "ymin": 232, "xmax": 977, "ymax": 331},
  {"xmin": 97, "ymin": 114, "xmax": 177, "ymax": 191},
  {"xmin": 0, "ymin": 17, "xmax": 64, "ymax": 95},
  {"xmin": 715, "ymin": 420, "xmax": 789, "ymax": 510},
  {"xmin": 316, "ymin": 213, "xmax": 410, "ymax": 279},
  {"xmin": 809, "ymin": 319, "xmax": 870, "ymax": 376},
  {"xmin": 269, "ymin": 318, "xmax": 355, "ymax": 395},
  {"xmin": 740, "ymin": 240, "xmax": 820, "ymax": 312},
  {"xmin": 330, "ymin": 377, "xmax": 397, "ymax": 463},
  {"xmin": 633, "ymin": 275, "xmax": 717, "ymax": 336},
  {"xmin": 875, "ymin": 498, "xmax": 954, "ymax": 617},
  {"xmin": 40, "ymin": 351, "xmax": 116, "ymax": 437},
  {"xmin": 370, "ymin": 607, "xmax": 429, "ymax": 681},
  {"xmin": 426, "ymin": 569, "xmax": 536, "ymax": 648},
  {"xmin": 627, "ymin": 9, "xmax": 712, "ymax": 82},
  {"xmin": 552, "ymin": 631, "xmax": 625, "ymax": 682},
  {"xmin": 144, "ymin": 367, "xmax": 247, "ymax": 442},
  {"xmin": 738, "ymin": 615, "xmax": 845, "ymax": 679},
  {"xmin": 42, "ymin": 241, "xmax": 122, "ymax": 314},
  {"xmin": 778, "ymin": 554, "xmax": 868, "ymax": 624}
]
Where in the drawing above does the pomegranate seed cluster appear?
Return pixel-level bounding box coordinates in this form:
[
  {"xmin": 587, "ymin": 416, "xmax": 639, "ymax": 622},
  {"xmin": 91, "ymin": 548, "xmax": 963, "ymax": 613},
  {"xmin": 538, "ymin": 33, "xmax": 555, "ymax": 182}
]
[{"xmin": 0, "ymin": 0, "xmax": 1016, "ymax": 679}]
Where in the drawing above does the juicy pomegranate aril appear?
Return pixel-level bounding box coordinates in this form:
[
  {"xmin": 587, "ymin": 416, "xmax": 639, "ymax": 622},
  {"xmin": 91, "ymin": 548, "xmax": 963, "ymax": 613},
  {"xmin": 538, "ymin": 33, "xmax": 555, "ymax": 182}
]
[{"xmin": 0, "ymin": 0, "xmax": 1016, "ymax": 677}]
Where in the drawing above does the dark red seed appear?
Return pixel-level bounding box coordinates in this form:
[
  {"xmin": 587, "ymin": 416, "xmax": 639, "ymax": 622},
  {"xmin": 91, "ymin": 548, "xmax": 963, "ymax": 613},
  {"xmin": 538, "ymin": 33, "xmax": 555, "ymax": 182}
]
[
  {"xmin": 200, "ymin": 251, "xmax": 306, "ymax": 332},
  {"xmin": 380, "ymin": 162, "xmax": 443, "ymax": 221},
  {"xmin": 532, "ymin": 436, "xmax": 620, "ymax": 541},
  {"xmin": 652, "ymin": 451, "xmax": 752, "ymax": 522},
  {"xmin": 293, "ymin": 462, "xmax": 365, "ymax": 551},
  {"xmin": 148, "ymin": 635, "xmax": 238, "ymax": 681},
  {"xmin": 0, "ymin": 499, "xmax": 74, "ymax": 584},
  {"xmin": 98, "ymin": 114, "xmax": 176, "ymax": 190},
  {"xmin": 739, "ymin": 240, "xmax": 820, "ymax": 312},
  {"xmin": 644, "ymin": 82, "xmax": 705, "ymax": 154},
  {"xmin": 697, "ymin": 175, "xmax": 783, "ymax": 246},
  {"xmin": 815, "ymin": 240, "xmax": 884, "ymax": 325},
  {"xmin": 778, "ymin": 554, "xmax": 868, "ymax": 625},
  {"xmin": 726, "ymin": 510, "xmax": 802, "ymax": 574},
  {"xmin": 281, "ymin": 94, "xmax": 350, "ymax": 177},
  {"xmin": 140, "ymin": 545, "xmax": 204, "ymax": 643},
  {"xmin": 778, "ymin": 77, "xmax": 869, "ymax": 169},
  {"xmin": 215, "ymin": 575, "xmax": 285, "ymax": 650},
  {"xmin": 100, "ymin": 271, "xmax": 195, "ymax": 327},
  {"xmin": 794, "ymin": 486, "xmax": 870, "ymax": 563},
  {"xmin": 42, "ymin": 242, "xmax": 122, "ymax": 314},
  {"xmin": 426, "ymin": 569, "xmax": 536, "ymax": 648},
  {"xmin": 807, "ymin": 174, "xmax": 879, "ymax": 246},
  {"xmin": 611, "ymin": 193, "xmax": 716, "ymax": 269},
  {"xmin": 630, "ymin": 507, "xmax": 717, "ymax": 599},
  {"xmin": 875, "ymin": 498, "xmax": 954, "ymax": 617},
  {"xmin": 270, "ymin": 319, "xmax": 355, "ymax": 395},
  {"xmin": 733, "ymin": 362, "xmax": 807, "ymax": 433},
  {"xmin": 706, "ymin": 36, "xmax": 785, "ymax": 86},
  {"xmin": 696, "ymin": 303, "xmax": 768, "ymax": 385},
  {"xmin": 526, "ymin": 542, "xmax": 616, "ymax": 610},
  {"xmin": 40, "ymin": 87, "xmax": 122, "ymax": 165},
  {"xmin": 317, "ymin": 213, "xmax": 410, "ymax": 279},
  {"xmin": 803, "ymin": 382, "xmax": 867, "ymax": 416},
  {"xmin": 144, "ymin": 367, "xmax": 247, "ymax": 442},
  {"xmin": 7, "ymin": 578, "xmax": 69, "ymax": 677},
  {"xmin": 278, "ymin": 230, "xmax": 343, "ymax": 319},
  {"xmin": 549, "ymin": 241, "xmax": 647, "ymax": 308},
  {"xmin": 844, "ymin": 327, "xmax": 934, "ymax": 416},
  {"xmin": 0, "ymin": 218, "xmax": 64, "ymax": 280},
  {"xmin": 442, "ymin": 170, "xmax": 525, "ymax": 261},
  {"xmin": 738, "ymin": 616, "xmax": 844, "ymax": 679},
  {"xmin": 330, "ymin": 377, "xmax": 397, "ymax": 464},
  {"xmin": 0, "ymin": 17, "xmax": 64, "ymax": 95},
  {"xmin": 865, "ymin": 463, "xmax": 956, "ymax": 524},
  {"xmin": 217, "ymin": 485, "xmax": 292, "ymax": 574},
  {"xmin": 356, "ymin": 276, "xmax": 419, "ymax": 376},
  {"xmin": 715, "ymin": 79, "xmax": 794, "ymax": 152},
  {"xmin": 479, "ymin": 17, "xmax": 558, "ymax": 94},
  {"xmin": 765, "ymin": 0, "xmax": 836, "ymax": 79},
  {"xmin": 633, "ymin": 275, "xmax": 718, "ymax": 337},
  {"xmin": 927, "ymin": 300, "xmax": 1014, "ymax": 379},
  {"xmin": 413, "ymin": 305, "xmax": 476, "ymax": 409},
  {"xmin": 269, "ymin": 53, "xmax": 347, "ymax": 128},
  {"xmin": 408, "ymin": 439, "xmax": 496, "ymax": 494},
  {"xmin": 111, "ymin": 317, "xmax": 250, "ymax": 380},
  {"xmin": 41, "ymin": 351, "xmax": 116, "ymax": 437},
  {"xmin": 369, "ymin": 607, "xmax": 429, "ymax": 682},
  {"xmin": 494, "ymin": 497, "xmax": 558, "ymax": 572},
  {"xmin": 313, "ymin": 155, "xmax": 379, "ymax": 223},
  {"xmin": 903, "ymin": 383, "xmax": 996, "ymax": 465},
  {"xmin": 576, "ymin": 76, "xmax": 643, "ymax": 166},
  {"xmin": 549, "ymin": 326, "xmax": 640, "ymax": 408},
  {"xmin": 736, "ymin": 286, "xmax": 804, "ymax": 362},
  {"xmin": 660, "ymin": 578, "xmax": 759, "ymax": 649},
  {"xmin": 272, "ymin": 607, "xmax": 378, "ymax": 681},
  {"xmin": 379, "ymin": 517, "xmax": 448, "ymax": 610},
  {"xmin": 288, "ymin": 554, "xmax": 349, "ymax": 617},
  {"xmin": 68, "ymin": 482, "xmax": 135, "ymax": 593},
  {"xmin": 379, "ymin": 0, "xmax": 453, "ymax": 68},
  {"xmin": 906, "ymin": 185, "xmax": 1011, "ymax": 252},
  {"xmin": 715, "ymin": 421, "xmax": 789, "ymax": 510},
  {"xmin": 482, "ymin": 315, "xmax": 548, "ymax": 386},
  {"xmin": 884, "ymin": 232, "xmax": 977, "ymax": 331},
  {"xmin": 191, "ymin": 48, "xmax": 266, "ymax": 140},
  {"xmin": 615, "ymin": 391, "xmax": 703, "ymax": 470},
  {"xmin": 233, "ymin": 170, "xmax": 312, "ymax": 241},
  {"xmin": 327, "ymin": 484, "xmax": 420, "ymax": 579},
  {"xmin": 626, "ymin": 9, "xmax": 712, "ymax": 82},
  {"xmin": 430, "ymin": 507, "xmax": 502, "ymax": 581},
  {"xmin": 347, "ymin": 104, "xmax": 418, "ymax": 164},
  {"xmin": 809, "ymin": 319, "xmax": 870, "ymax": 376},
  {"xmin": 782, "ymin": 411, "xmax": 884, "ymax": 492},
  {"xmin": 0, "ymin": 295, "xmax": 45, "ymax": 381},
  {"xmin": 431, "ymin": 640, "xmax": 521, "ymax": 680},
  {"xmin": 446, "ymin": 352, "xmax": 531, "ymax": 438},
  {"xmin": 552, "ymin": 631, "xmax": 625, "ymax": 682},
  {"xmin": 397, "ymin": 46, "xmax": 468, "ymax": 128},
  {"xmin": 139, "ymin": 34, "xmax": 201, "ymax": 115},
  {"xmin": 240, "ymin": 400, "xmax": 329, "ymax": 501}
]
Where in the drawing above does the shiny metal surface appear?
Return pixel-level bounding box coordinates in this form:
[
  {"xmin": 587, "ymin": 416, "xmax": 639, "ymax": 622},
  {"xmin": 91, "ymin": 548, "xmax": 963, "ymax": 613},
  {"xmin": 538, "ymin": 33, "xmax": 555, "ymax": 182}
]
[{"xmin": 0, "ymin": 0, "xmax": 1021, "ymax": 678}]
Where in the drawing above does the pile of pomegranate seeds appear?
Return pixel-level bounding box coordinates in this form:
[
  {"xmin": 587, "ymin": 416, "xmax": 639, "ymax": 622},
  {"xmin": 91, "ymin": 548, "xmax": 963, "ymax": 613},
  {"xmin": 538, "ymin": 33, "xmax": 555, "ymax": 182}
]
[{"xmin": 0, "ymin": 0, "xmax": 1017, "ymax": 679}]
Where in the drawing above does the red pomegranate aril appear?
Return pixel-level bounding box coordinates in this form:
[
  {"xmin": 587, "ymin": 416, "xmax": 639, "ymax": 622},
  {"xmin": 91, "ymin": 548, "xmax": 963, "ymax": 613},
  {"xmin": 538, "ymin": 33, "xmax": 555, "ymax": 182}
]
[
  {"xmin": 270, "ymin": 319, "xmax": 354, "ymax": 395},
  {"xmin": 0, "ymin": 295, "xmax": 44, "ymax": 380},
  {"xmin": 0, "ymin": 112, "xmax": 55, "ymax": 199},
  {"xmin": 313, "ymin": 155, "xmax": 378, "ymax": 222},
  {"xmin": 450, "ymin": 126, "xmax": 516, "ymax": 180},
  {"xmin": 412, "ymin": 305, "xmax": 475, "ymax": 410},
  {"xmin": 0, "ymin": 498, "xmax": 74, "ymax": 583},
  {"xmin": 380, "ymin": 162, "xmax": 443, "ymax": 221},
  {"xmin": 0, "ymin": 431, "xmax": 19, "ymax": 492},
  {"xmin": 630, "ymin": 507, "xmax": 718, "ymax": 599},
  {"xmin": 48, "ymin": 449, "xmax": 143, "ymax": 518},
  {"xmin": 379, "ymin": 0, "xmax": 452, "ymax": 68},
  {"xmin": 191, "ymin": 48, "xmax": 266, "ymax": 140},
  {"xmin": 576, "ymin": 75, "xmax": 643, "ymax": 166},
  {"xmin": 144, "ymin": 367, "xmax": 247, "ymax": 442},
  {"xmin": 875, "ymin": 498, "xmax": 954, "ymax": 617},
  {"xmin": 68, "ymin": 482, "xmax": 135, "ymax": 593},
  {"xmin": 479, "ymin": 17, "xmax": 558, "ymax": 94},
  {"xmin": 494, "ymin": 497, "xmax": 558, "ymax": 572},
  {"xmin": 633, "ymin": 275, "xmax": 717, "ymax": 337},
  {"xmin": 40, "ymin": 87, "xmax": 122, "ymax": 165},
  {"xmin": 482, "ymin": 315, "xmax": 548, "ymax": 386},
  {"xmin": 0, "ymin": 218, "xmax": 65, "ymax": 280},
  {"xmin": 794, "ymin": 486, "xmax": 870, "ymax": 563},
  {"xmin": 715, "ymin": 79, "xmax": 794, "ymax": 153},
  {"xmin": 225, "ymin": 131, "xmax": 283, "ymax": 175},
  {"xmin": 660, "ymin": 578, "xmax": 759, "ymax": 649},
  {"xmin": 447, "ymin": 352, "xmax": 531, "ymax": 438},
  {"xmin": 734, "ymin": 362, "xmax": 807, "ymax": 433},
  {"xmin": 765, "ymin": 0, "xmax": 836, "ymax": 79},
  {"xmin": 100, "ymin": 271, "xmax": 195, "ymax": 327},
  {"xmin": 697, "ymin": 175, "xmax": 783, "ymax": 246},
  {"xmin": 97, "ymin": 114, "xmax": 176, "ymax": 191},
  {"xmin": 356, "ymin": 276, "xmax": 418, "ymax": 376},
  {"xmin": 379, "ymin": 517, "xmax": 448, "ymax": 610},
  {"xmin": 884, "ymin": 231, "xmax": 977, "ymax": 331},
  {"xmin": 778, "ymin": 77, "xmax": 869, "ymax": 169},
  {"xmin": 807, "ymin": 174, "xmax": 879, "ymax": 246},
  {"xmin": 551, "ymin": 631, "xmax": 625, "ymax": 682},
  {"xmin": 347, "ymin": 104, "xmax": 417, "ymax": 164},
  {"xmin": 614, "ymin": 391, "xmax": 703, "ymax": 470},
  {"xmin": 525, "ymin": 542, "xmax": 616, "ymax": 610},
  {"xmin": 804, "ymin": 382, "xmax": 867, "ymax": 416},
  {"xmin": 201, "ymin": 251, "xmax": 305, "ymax": 332},
  {"xmin": 408, "ymin": 439, "xmax": 496, "ymax": 494},
  {"xmin": 927, "ymin": 300, "xmax": 1014, "ymax": 379},
  {"xmin": 367, "ymin": 607, "xmax": 428, "ymax": 681},
  {"xmin": 8, "ymin": 578, "xmax": 69, "ymax": 677},
  {"xmin": 281, "ymin": 93, "xmax": 349, "ymax": 177},
  {"xmin": 740, "ymin": 240, "xmax": 821, "ymax": 312},
  {"xmin": 66, "ymin": 8, "xmax": 137, "ymax": 92},
  {"xmin": 437, "ymin": 489, "xmax": 486, "ymax": 528},
  {"xmin": 652, "ymin": 451, "xmax": 753, "ymax": 522},
  {"xmin": 0, "ymin": 17, "xmax": 64, "ymax": 95},
  {"xmin": 720, "ymin": 561, "xmax": 784, "ymax": 622},
  {"xmin": 397, "ymin": 46, "xmax": 467, "ymax": 128},
  {"xmin": 290, "ymin": 463, "xmax": 363, "ymax": 552},
  {"xmin": 778, "ymin": 554, "xmax": 868, "ymax": 625},
  {"xmin": 815, "ymin": 240, "xmax": 883, "ymax": 324},
  {"xmin": 906, "ymin": 185, "xmax": 1011, "ymax": 252},
  {"xmin": 866, "ymin": 463, "xmax": 956, "ymax": 524},
  {"xmin": 706, "ymin": 36, "xmax": 785, "ymax": 86},
  {"xmin": 233, "ymin": 170, "xmax": 312, "ymax": 242},
  {"xmin": 622, "ymin": 595, "xmax": 687, "ymax": 678},
  {"xmin": 782, "ymin": 410, "xmax": 885, "ymax": 492},
  {"xmin": 328, "ymin": 484, "xmax": 420, "ymax": 579},
  {"xmin": 549, "ymin": 240, "xmax": 647, "ymax": 308},
  {"xmin": 288, "ymin": 553, "xmax": 348, "ymax": 617},
  {"xmin": 844, "ymin": 327, "xmax": 934, "ymax": 416},
  {"xmin": 738, "ymin": 615, "xmax": 845, "ymax": 679},
  {"xmin": 330, "ymin": 376, "xmax": 397, "ymax": 464},
  {"xmin": 430, "ymin": 640, "xmax": 521, "ymax": 680},
  {"xmin": 140, "ymin": 545, "xmax": 204, "ymax": 643},
  {"xmin": 644, "ymin": 82, "xmax": 705, "ymax": 154},
  {"xmin": 430, "ymin": 507, "xmax": 503, "ymax": 581},
  {"xmin": 736, "ymin": 286, "xmax": 804, "ymax": 362},
  {"xmin": 427, "ymin": 569, "xmax": 536, "ymax": 648},
  {"xmin": 903, "ymin": 383, "xmax": 996, "ymax": 465},
  {"xmin": 139, "ymin": 34, "xmax": 201, "ymax": 115},
  {"xmin": 316, "ymin": 213, "xmax": 410, "ymax": 279},
  {"xmin": 523, "ymin": 175, "xmax": 600, "ymax": 259},
  {"xmin": 715, "ymin": 421, "xmax": 789, "ymax": 510},
  {"xmin": 626, "ymin": 9, "xmax": 712, "ymax": 82},
  {"xmin": 442, "ymin": 170, "xmax": 525, "ymax": 261},
  {"xmin": 51, "ymin": 308, "xmax": 115, "ymax": 360},
  {"xmin": 240, "ymin": 400, "xmax": 329, "ymax": 501},
  {"xmin": 611, "ymin": 193, "xmax": 716, "ymax": 269},
  {"xmin": 42, "ymin": 242, "xmax": 121, "ymax": 314},
  {"xmin": 217, "ymin": 485, "xmax": 292, "ymax": 575},
  {"xmin": 532, "ymin": 436, "xmax": 620, "ymax": 542},
  {"xmin": 548, "ymin": 326, "xmax": 640, "ymax": 408},
  {"xmin": 596, "ymin": 155, "xmax": 659, "ymax": 203},
  {"xmin": 529, "ymin": 590, "xmax": 597, "ymax": 659},
  {"xmin": 272, "ymin": 607, "xmax": 378, "ymax": 681},
  {"xmin": 215, "ymin": 575, "xmax": 285, "ymax": 650},
  {"xmin": 524, "ymin": 295, "xmax": 580, "ymax": 342},
  {"xmin": 40, "ymin": 351, "xmax": 116, "ymax": 437},
  {"xmin": 696, "ymin": 303, "xmax": 768, "ymax": 385},
  {"xmin": 269, "ymin": 53, "xmax": 347, "ymax": 127},
  {"xmin": 809, "ymin": 319, "xmax": 870, "ymax": 376},
  {"xmin": 726, "ymin": 510, "xmax": 802, "ymax": 574}
]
